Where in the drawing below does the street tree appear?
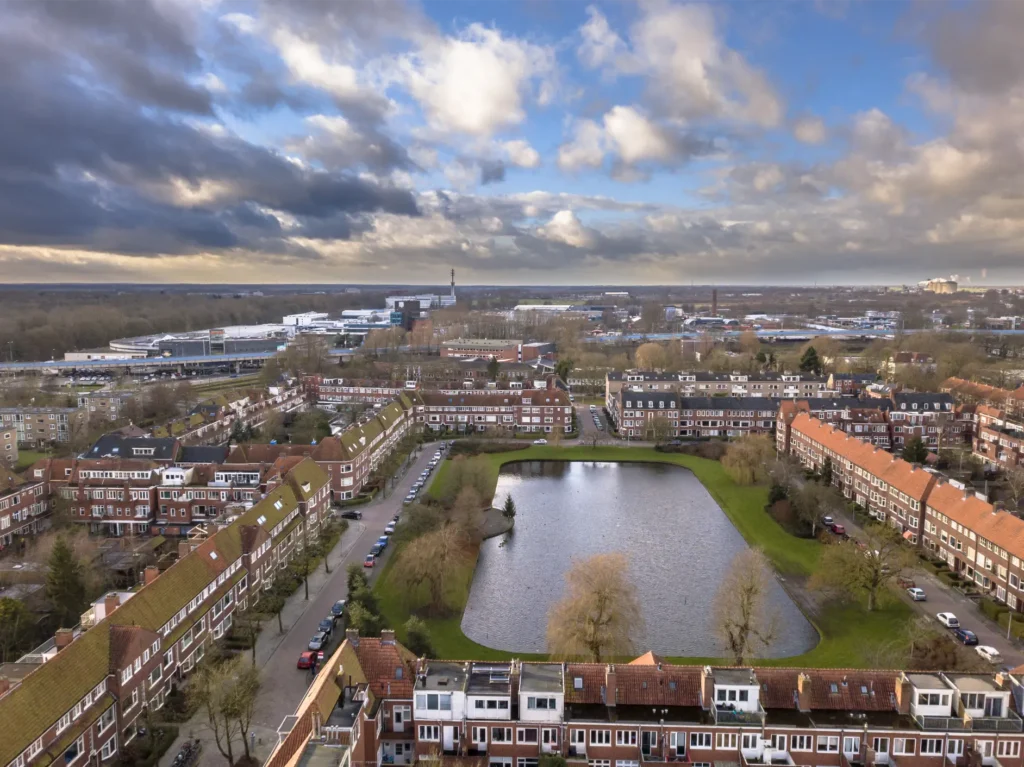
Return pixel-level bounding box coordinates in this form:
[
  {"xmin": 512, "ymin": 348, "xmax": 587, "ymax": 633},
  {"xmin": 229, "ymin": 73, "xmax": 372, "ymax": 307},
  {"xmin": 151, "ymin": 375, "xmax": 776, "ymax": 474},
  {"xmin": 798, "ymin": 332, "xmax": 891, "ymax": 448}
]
[
  {"xmin": 45, "ymin": 535, "xmax": 86, "ymax": 628},
  {"xmin": 546, "ymin": 552, "xmax": 644, "ymax": 662},
  {"xmin": 722, "ymin": 434, "xmax": 775, "ymax": 485},
  {"xmin": 393, "ymin": 525, "xmax": 472, "ymax": 615},
  {"xmin": 236, "ymin": 601, "xmax": 265, "ymax": 666},
  {"xmin": 790, "ymin": 482, "xmax": 843, "ymax": 537},
  {"xmin": 902, "ymin": 437, "xmax": 929, "ymax": 464},
  {"xmin": 713, "ymin": 549, "xmax": 779, "ymax": 664},
  {"xmin": 189, "ymin": 655, "xmax": 243, "ymax": 765},
  {"xmin": 811, "ymin": 522, "xmax": 916, "ymax": 611},
  {"xmin": 0, "ymin": 597, "xmax": 34, "ymax": 662},
  {"xmin": 646, "ymin": 416, "xmax": 674, "ymax": 443},
  {"xmin": 820, "ymin": 456, "xmax": 834, "ymax": 486}
]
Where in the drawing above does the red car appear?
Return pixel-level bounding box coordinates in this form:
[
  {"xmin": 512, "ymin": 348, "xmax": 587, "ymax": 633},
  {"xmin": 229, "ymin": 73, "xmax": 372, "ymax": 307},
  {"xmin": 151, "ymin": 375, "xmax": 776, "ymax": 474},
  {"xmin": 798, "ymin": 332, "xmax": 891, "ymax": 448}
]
[
  {"xmin": 297, "ymin": 650, "xmax": 325, "ymax": 670},
  {"xmin": 831, "ymin": 523, "xmax": 847, "ymax": 536},
  {"xmin": 363, "ymin": 553, "xmax": 376, "ymax": 568}
]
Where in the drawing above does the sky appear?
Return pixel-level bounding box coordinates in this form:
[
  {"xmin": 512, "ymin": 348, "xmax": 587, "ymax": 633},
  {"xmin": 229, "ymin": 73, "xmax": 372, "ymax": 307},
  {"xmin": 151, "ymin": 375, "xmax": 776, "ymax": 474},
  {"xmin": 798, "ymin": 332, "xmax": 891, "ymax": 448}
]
[{"xmin": 2, "ymin": 0, "xmax": 1024, "ymax": 286}]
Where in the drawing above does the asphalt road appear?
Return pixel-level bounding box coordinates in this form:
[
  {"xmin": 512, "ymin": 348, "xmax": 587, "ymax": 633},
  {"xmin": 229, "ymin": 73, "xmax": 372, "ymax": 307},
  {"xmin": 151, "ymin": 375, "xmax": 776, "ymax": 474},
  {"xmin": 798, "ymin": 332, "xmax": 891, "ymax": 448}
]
[{"xmin": 162, "ymin": 442, "xmax": 443, "ymax": 766}]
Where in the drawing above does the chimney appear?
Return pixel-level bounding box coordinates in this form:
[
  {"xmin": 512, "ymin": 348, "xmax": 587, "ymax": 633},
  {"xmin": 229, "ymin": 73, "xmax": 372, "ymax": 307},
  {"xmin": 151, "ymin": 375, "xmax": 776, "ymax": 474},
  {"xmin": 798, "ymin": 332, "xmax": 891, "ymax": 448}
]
[
  {"xmin": 55, "ymin": 628, "xmax": 75, "ymax": 651},
  {"xmin": 796, "ymin": 672, "xmax": 812, "ymax": 712},
  {"xmin": 178, "ymin": 541, "xmax": 191, "ymax": 559},
  {"xmin": 605, "ymin": 664, "xmax": 617, "ymax": 707},
  {"xmin": 0, "ymin": 677, "xmax": 10, "ymax": 696},
  {"xmin": 104, "ymin": 593, "xmax": 120, "ymax": 616},
  {"xmin": 346, "ymin": 628, "xmax": 360, "ymax": 647},
  {"xmin": 144, "ymin": 565, "xmax": 160, "ymax": 585},
  {"xmin": 381, "ymin": 629, "xmax": 396, "ymax": 645},
  {"xmin": 893, "ymin": 675, "xmax": 911, "ymax": 714}
]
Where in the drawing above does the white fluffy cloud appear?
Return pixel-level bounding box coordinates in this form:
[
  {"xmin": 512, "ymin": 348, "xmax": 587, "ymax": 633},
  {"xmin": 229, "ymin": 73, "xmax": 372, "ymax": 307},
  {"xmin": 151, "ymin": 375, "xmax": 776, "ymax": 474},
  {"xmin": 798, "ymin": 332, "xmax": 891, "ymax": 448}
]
[
  {"xmin": 793, "ymin": 115, "xmax": 827, "ymax": 144},
  {"xmin": 557, "ymin": 119, "xmax": 607, "ymax": 171},
  {"xmin": 502, "ymin": 139, "xmax": 541, "ymax": 168},
  {"xmin": 398, "ymin": 24, "xmax": 555, "ymax": 138},
  {"xmin": 537, "ymin": 210, "xmax": 597, "ymax": 248},
  {"xmin": 602, "ymin": 106, "xmax": 677, "ymax": 164}
]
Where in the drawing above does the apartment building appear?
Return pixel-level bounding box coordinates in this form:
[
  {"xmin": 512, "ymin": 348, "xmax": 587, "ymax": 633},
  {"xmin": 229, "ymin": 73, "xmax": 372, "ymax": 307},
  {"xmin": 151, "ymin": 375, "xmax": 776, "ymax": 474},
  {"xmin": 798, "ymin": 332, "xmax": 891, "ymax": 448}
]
[
  {"xmin": 606, "ymin": 370, "xmax": 828, "ymax": 406},
  {"xmin": 783, "ymin": 413, "xmax": 939, "ymax": 543},
  {"xmin": 973, "ymin": 405, "xmax": 1024, "ymax": 469},
  {"xmin": 777, "ymin": 399, "xmax": 893, "ymax": 452},
  {"xmin": 0, "ymin": 406, "xmax": 82, "ymax": 447},
  {"xmin": 151, "ymin": 385, "xmax": 307, "ymax": 446},
  {"xmin": 77, "ymin": 391, "xmax": 136, "ymax": 422},
  {"xmin": 1, "ymin": 425, "xmax": 15, "ymax": 468},
  {"xmin": 0, "ymin": 468, "xmax": 47, "ymax": 550},
  {"xmin": 440, "ymin": 339, "xmax": 552, "ymax": 362},
  {"xmin": 943, "ymin": 377, "xmax": 1024, "ymax": 418},
  {"xmin": 268, "ymin": 637, "xmax": 1024, "ymax": 767},
  {"xmin": 826, "ymin": 372, "xmax": 878, "ymax": 396},
  {"xmin": 0, "ymin": 458, "xmax": 331, "ymax": 767},
  {"xmin": 84, "ymin": 435, "xmax": 181, "ymax": 464},
  {"xmin": 889, "ymin": 393, "xmax": 963, "ymax": 450},
  {"xmin": 614, "ymin": 394, "xmax": 779, "ymax": 439},
  {"xmin": 885, "ymin": 352, "xmax": 937, "ymax": 378},
  {"xmin": 419, "ymin": 388, "xmax": 573, "ymax": 435}
]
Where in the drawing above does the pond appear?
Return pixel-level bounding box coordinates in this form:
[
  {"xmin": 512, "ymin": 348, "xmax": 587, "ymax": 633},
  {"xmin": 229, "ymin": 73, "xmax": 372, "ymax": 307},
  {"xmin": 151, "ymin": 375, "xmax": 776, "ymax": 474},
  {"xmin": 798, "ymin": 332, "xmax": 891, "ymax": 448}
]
[{"xmin": 461, "ymin": 461, "xmax": 818, "ymax": 657}]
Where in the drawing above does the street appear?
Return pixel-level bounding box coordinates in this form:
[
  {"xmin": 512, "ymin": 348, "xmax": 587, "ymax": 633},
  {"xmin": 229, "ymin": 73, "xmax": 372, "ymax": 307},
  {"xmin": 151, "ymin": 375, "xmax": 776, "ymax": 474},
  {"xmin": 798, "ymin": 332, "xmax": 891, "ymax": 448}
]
[{"xmin": 160, "ymin": 443, "xmax": 442, "ymax": 766}]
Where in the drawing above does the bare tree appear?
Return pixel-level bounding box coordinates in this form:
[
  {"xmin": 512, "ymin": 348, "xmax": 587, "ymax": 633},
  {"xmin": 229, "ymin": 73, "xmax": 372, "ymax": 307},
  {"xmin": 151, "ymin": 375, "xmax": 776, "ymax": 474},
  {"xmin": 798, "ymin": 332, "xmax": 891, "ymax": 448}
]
[
  {"xmin": 713, "ymin": 549, "xmax": 779, "ymax": 664},
  {"xmin": 1002, "ymin": 466, "xmax": 1024, "ymax": 510},
  {"xmin": 634, "ymin": 342, "xmax": 668, "ymax": 371},
  {"xmin": 451, "ymin": 487, "xmax": 484, "ymax": 544},
  {"xmin": 189, "ymin": 653, "xmax": 243, "ymax": 765},
  {"xmin": 645, "ymin": 416, "xmax": 674, "ymax": 444},
  {"xmin": 721, "ymin": 434, "xmax": 775, "ymax": 485},
  {"xmin": 546, "ymin": 552, "xmax": 644, "ymax": 662},
  {"xmin": 810, "ymin": 522, "xmax": 916, "ymax": 611},
  {"xmin": 392, "ymin": 524, "xmax": 472, "ymax": 615}
]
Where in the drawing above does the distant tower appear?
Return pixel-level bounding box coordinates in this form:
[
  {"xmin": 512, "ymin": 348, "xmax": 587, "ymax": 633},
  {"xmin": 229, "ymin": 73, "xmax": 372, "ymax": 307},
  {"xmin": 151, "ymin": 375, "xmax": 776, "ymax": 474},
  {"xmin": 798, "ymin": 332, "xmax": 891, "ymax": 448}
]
[
  {"xmin": 450, "ymin": 268, "xmax": 456, "ymax": 299},
  {"xmin": 712, "ymin": 288, "xmax": 718, "ymax": 317}
]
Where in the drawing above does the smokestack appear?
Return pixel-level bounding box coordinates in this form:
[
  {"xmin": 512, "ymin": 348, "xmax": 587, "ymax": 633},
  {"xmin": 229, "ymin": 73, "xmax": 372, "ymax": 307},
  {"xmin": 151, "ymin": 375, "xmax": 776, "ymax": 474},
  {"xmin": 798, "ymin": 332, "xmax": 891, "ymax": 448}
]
[
  {"xmin": 450, "ymin": 268, "xmax": 456, "ymax": 299},
  {"xmin": 712, "ymin": 289, "xmax": 718, "ymax": 317}
]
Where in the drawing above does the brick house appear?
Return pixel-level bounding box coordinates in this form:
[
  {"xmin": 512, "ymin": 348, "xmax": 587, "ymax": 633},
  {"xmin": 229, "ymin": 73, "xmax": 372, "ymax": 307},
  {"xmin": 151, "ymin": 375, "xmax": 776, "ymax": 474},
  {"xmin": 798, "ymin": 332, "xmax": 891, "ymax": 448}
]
[
  {"xmin": 606, "ymin": 370, "xmax": 828, "ymax": 408},
  {"xmin": 420, "ymin": 388, "xmax": 572, "ymax": 435},
  {"xmin": 973, "ymin": 405, "xmax": 1024, "ymax": 469},
  {"xmin": 0, "ymin": 468, "xmax": 48, "ymax": 551}
]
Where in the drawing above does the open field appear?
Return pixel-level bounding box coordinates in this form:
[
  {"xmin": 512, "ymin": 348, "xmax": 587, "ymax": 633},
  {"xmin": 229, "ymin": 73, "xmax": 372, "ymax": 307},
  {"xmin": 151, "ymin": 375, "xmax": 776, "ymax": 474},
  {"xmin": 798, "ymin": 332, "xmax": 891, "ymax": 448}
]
[{"xmin": 377, "ymin": 445, "xmax": 911, "ymax": 666}]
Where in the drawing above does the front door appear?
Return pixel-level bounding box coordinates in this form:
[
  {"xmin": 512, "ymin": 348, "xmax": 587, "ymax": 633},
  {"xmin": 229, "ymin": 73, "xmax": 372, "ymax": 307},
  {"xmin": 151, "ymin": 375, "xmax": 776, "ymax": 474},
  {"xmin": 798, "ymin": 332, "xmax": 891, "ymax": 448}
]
[
  {"xmin": 542, "ymin": 729, "xmax": 558, "ymax": 753},
  {"xmin": 443, "ymin": 726, "xmax": 457, "ymax": 752}
]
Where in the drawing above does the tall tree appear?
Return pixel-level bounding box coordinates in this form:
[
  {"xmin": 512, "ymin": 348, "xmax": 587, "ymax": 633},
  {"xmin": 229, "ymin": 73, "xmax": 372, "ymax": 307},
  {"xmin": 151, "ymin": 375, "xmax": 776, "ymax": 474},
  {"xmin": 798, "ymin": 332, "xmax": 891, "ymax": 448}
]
[
  {"xmin": 0, "ymin": 597, "xmax": 34, "ymax": 662},
  {"xmin": 45, "ymin": 535, "xmax": 86, "ymax": 628},
  {"xmin": 902, "ymin": 436, "xmax": 929, "ymax": 464},
  {"xmin": 1003, "ymin": 467, "xmax": 1024, "ymax": 510},
  {"xmin": 546, "ymin": 552, "xmax": 644, "ymax": 661},
  {"xmin": 392, "ymin": 525, "xmax": 472, "ymax": 615},
  {"xmin": 403, "ymin": 616, "xmax": 435, "ymax": 658},
  {"xmin": 799, "ymin": 346, "xmax": 821, "ymax": 375},
  {"xmin": 722, "ymin": 435, "xmax": 775, "ymax": 485},
  {"xmin": 501, "ymin": 493, "xmax": 517, "ymax": 524},
  {"xmin": 554, "ymin": 358, "xmax": 575, "ymax": 382},
  {"xmin": 486, "ymin": 356, "xmax": 501, "ymax": 381},
  {"xmin": 811, "ymin": 523, "xmax": 916, "ymax": 611},
  {"xmin": 820, "ymin": 456, "xmax": 834, "ymax": 487},
  {"xmin": 713, "ymin": 549, "xmax": 779, "ymax": 664}
]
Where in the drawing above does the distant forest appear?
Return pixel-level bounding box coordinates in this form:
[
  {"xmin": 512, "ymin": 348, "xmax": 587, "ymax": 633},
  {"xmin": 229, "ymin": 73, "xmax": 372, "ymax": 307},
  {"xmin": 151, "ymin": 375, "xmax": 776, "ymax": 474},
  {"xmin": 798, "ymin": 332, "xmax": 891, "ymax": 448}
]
[{"xmin": 0, "ymin": 288, "xmax": 392, "ymax": 362}]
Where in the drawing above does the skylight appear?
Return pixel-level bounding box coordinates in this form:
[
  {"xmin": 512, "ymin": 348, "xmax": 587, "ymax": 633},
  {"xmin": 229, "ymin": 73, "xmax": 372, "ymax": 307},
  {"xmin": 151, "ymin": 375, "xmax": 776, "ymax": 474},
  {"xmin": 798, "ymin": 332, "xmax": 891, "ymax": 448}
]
[{"xmin": 209, "ymin": 552, "xmax": 218, "ymax": 560}]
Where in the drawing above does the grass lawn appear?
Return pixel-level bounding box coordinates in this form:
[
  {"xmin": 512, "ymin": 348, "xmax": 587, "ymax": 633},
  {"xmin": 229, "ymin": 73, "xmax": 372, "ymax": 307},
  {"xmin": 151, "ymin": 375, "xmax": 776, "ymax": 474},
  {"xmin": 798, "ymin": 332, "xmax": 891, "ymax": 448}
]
[
  {"xmin": 14, "ymin": 450, "xmax": 47, "ymax": 472},
  {"xmin": 378, "ymin": 444, "xmax": 909, "ymax": 667}
]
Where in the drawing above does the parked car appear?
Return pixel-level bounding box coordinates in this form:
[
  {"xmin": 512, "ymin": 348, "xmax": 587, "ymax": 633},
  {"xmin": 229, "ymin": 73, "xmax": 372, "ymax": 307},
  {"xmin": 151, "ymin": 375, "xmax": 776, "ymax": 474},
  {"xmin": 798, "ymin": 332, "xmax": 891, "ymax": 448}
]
[
  {"xmin": 907, "ymin": 587, "xmax": 927, "ymax": 601},
  {"xmin": 363, "ymin": 553, "xmax": 376, "ymax": 568},
  {"xmin": 370, "ymin": 543, "xmax": 384, "ymax": 557},
  {"xmin": 384, "ymin": 522, "xmax": 396, "ymax": 535},
  {"xmin": 318, "ymin": 617, "xmax": 335, "ymax": 636},
  {"xmin": 403, "ymin": 497, "xmax": 415, "ymax": 506},
  {"xmin": 297, "ymin": 651, "xmax": 317, "ymax": 669},
  {"xmin": 308, "ymin": 632, "xmax": 328, "ymax": 651},
  {"xmin": 533, "ymin": 438, "xmax": 548, "ymax": 445},
  {"xmin": 339, "ymin": 510, "xmax": 362, "ymax": 520},
  {"xmin": 953, "ymin": 628, "xmax": 979, "ymax": 646},
  {"xmin": 830, "ymin": 523, "xmax": 847, "ymax": 536},
  {"xmin": 376, "ymin": 535, "xmax": 389, "ymax": 550},
  {"xmin": 822, "ymin": 515, "xmax": 834, "ymax": 527},
  {"xmin": 976, "ymin": 646, "xmax": 1002, "ymax": 663},
  {"xmin": 331, "ymin": 600, "xmax": 346, "ymax": 617},
  {"xmin": 897, "ymin": 576, "xmax": 916, "ymax": 589},
  {"xmin": 936, "ymin": 612, "xmax": 960, "ymax": 628}
]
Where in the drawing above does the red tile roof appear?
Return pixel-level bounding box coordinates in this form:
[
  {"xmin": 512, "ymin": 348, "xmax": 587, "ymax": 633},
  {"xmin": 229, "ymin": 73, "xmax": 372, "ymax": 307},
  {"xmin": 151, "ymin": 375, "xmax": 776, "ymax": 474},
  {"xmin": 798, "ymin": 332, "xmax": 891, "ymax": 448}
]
[{"xmin": 354, "ymin": 638, "xmax": 416, "ymax": 699}]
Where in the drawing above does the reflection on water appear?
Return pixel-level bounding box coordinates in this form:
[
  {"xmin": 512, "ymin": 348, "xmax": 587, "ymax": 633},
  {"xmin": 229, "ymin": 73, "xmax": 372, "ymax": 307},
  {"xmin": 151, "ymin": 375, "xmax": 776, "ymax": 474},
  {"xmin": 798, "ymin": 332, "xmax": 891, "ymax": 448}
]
[{"xmin": 461, "ymin": 461, "xmax": 818, "ymax": 657}]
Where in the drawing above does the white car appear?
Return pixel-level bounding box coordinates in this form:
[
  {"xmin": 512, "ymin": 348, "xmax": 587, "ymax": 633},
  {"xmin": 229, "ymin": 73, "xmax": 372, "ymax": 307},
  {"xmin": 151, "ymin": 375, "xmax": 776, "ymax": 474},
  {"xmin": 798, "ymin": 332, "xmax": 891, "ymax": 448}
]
[
  {"xmin": 976, "ymin": 646, "xmax": 1002, "ymax": 664},
  {"xmin": 906, "ymin": 587, "xmax": 927, "ymax": 601},
  {"xmin": 936, "ymin": 612, "xmax": 960, "ymax": 628},
  {"xmin": 533, "ymin": 438, "xmax": 548, "ymax": 445}
]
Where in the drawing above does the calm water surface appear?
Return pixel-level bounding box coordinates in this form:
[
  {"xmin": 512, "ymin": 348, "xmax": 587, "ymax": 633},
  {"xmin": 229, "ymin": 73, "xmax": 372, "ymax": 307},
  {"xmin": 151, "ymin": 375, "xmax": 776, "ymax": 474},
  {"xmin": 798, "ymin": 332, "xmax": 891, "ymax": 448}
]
[{"xmin": 461, "ymin": 461, "xmax": 817, "ymax": 657}]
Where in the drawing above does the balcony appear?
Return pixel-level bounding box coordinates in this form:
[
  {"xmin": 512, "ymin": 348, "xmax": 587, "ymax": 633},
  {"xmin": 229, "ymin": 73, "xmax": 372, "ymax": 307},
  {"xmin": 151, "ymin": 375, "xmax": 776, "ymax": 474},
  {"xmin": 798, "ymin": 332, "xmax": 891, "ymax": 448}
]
[
  {"xmin": 966, "ymin": 710, "xmax": 1024, "ymax": 732},
  {"xmin": 713, "ymin": 702, "xmax": 767, "ymax": 726},
  {"xmin": 915, "ymin": 714, "xmax": 970, "ymax": 731}
]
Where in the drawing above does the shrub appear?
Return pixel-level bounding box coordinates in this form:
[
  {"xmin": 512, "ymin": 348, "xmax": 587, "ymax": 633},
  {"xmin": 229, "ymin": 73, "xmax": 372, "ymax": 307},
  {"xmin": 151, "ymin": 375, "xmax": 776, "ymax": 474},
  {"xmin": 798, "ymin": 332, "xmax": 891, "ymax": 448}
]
[
  {"xmin": 449, "ymin": 440, "xmax": 530, "ymax": 457},
  {"xmin": 980, "ymin": 597, "xmax": 1010, "ymax": 622}
]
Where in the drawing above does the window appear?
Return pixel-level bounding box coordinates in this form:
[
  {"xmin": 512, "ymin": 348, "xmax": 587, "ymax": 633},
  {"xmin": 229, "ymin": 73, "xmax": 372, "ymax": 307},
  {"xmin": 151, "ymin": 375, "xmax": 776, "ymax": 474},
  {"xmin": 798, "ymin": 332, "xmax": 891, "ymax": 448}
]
[
  {"xmin": 63, "ymin": 736, "xmax": 83, "ymax": 764},
  {"xmin": 843, "ymin": 737, "xmax": 860, "ymax": 755},
  {"xmin": 716, "ymin": 734, "xmax": 737, "ymax": 750},
  {"xmin": 527, "ymin": 696, "xmax": 557, "ymax": 710},
  {"xmin": 419, "ymin": 725, "xmax": 440, "ymax": 741},
  {"xmin": 791, "ymin": 736, "xmax": 812, "ymax": 752},
  {"xmin": 101, "ymin": 737, "xmax": 117, "ymax": 760},
  {"xmin": 492, "ymin": 728, "xmax": 512, "ymax": 743},
  {"xmin": 518, "ymin": 729, "xmax": 539, "ymax": 744},
  {"xmin": 590, "ymin": 730, "xmax": 611, "ymax": 745},
  {"xmin": 817, "ymin": 737, "xmax": 839, "ymax": 753},
  {"xmin": 893, "ymin": 739, "xmax": 915, "ymax": 756},
  {"xmin": 99, "ymin": 707, "xmax": 115, "ymax": 733},
  {"xmin": 947, "ymin": 740, "xmax": 964, "ymax": 757},
  {"xmin": 616, "ymin": 731, "xmax": 637, "ymax": 746},
  {"xmin": 872, "ymin": 738, "xmax": 889, "ymax": 755},
  {"xmin": 690, "ymin": 733, "xmax": 712, "ymax": 749},
  {"xmin": 149, "ymin": 666, "xmax": 162, "ymax": 688},
  {"xmin": 669, "ymin": 733, "xmax": 686, "ymax": 757},
  {"xmin": 571, "ymin": 730, "xmax": 585, "ymax": 745},
  {"xmin": 998, "ymin": 742, "xmax": 1020, "ymax": 758},
  {"xmin": 56, "ymin": 712, "xmax": 72, "ymax": 734},
  {"xmin": 921, "ymin": 739, "xmax": 943, "ymax": 756},
  {"xmin": 742, "ymin": 735, "xmax": 759, "ymax": 751},
  {"xmin": 472, "ymin": 727, "xmax": 488, "ymax": 744}
]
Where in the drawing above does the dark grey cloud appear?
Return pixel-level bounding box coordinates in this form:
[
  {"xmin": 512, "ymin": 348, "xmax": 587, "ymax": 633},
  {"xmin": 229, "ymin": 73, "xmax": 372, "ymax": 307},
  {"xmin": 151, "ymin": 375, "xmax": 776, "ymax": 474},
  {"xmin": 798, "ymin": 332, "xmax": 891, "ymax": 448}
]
[
  {"xmin": 479, "ymin": 160, "xmax": 506, "ymax": 185},
  {"xmin": 0, "ymin": 0, "xmax": 418, "ymax": 257},
  {"xmin": 926, "ymin": 2, "xmax": 1024, "ymax": 95}
]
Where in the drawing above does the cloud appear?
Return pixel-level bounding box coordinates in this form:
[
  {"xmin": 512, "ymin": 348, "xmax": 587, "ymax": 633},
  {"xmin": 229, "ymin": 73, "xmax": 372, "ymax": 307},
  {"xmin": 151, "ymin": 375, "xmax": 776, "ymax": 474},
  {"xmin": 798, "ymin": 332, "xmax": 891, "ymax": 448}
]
[
  {"xmin": 793, "ymin": 115, "xmax": 827, "ymax": 144},
  {"xmin": 537, "ymin": 210, "xmax": 597, "ymax": 248},
  {"xmin": 397, "ymin": 23, "xmax": 555, "ymax": 138},
  {"xmin": 289, "ymin": 114, "xmax": 414, "ymax": 174},
  {"xmin": 502, "ymin": 140, "xmax": 541, "ymax": 169},
  {"xmin": 558, "ymin": 119, "xmax": 607, "ymax": 171}
]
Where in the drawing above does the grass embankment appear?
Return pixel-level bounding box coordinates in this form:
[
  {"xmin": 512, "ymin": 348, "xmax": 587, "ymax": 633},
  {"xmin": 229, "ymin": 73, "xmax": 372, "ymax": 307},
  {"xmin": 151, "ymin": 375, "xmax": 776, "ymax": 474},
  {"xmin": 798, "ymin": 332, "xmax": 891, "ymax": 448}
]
[{"xmin": 377, "ymin": 445, "xmax": 910, "ymax": 667}]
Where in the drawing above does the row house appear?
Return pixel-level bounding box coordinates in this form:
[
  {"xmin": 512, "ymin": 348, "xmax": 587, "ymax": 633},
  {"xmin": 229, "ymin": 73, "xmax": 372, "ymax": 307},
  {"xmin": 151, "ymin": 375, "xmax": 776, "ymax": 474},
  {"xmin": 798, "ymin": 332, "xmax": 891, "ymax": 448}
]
[
  {"xmin": 784, "ymin": 413, "xmax": 939, "ymax": 543},
  {"xmin": 419, "ymin": 388, "xmax": 573, "ymax": 435},
  {"xmin": 152, "ymin": 385, "xmax": 307, "ymax": 446},
  {"xmin": 826, "ymin": 373, "xmax": 879, "ymax": 396},
  {"xmin": 614, "ymin": 394, "xmax": 780, "ymax": 439},
  {"xmin": 973, "ymin": 406, "xmax": 1024, "ymax": 470},
  {"xmin": 305, "ymin": 376, "xmax": 558, "ymax": 408},
  {"xmin": 60, "ymin": 459, "xmax": 163, "ymax": 538},
  {"xmin": 777, "ymin": 399, "xmax": 893, "ymax": 452},
  {"xmin": 0, "ymin": 458, "xmax": 331, "ymax": 767},
  {"xmin": 0, "ymin": 468, "xmax": 47, "ymax": 550},
  {"xmin": 889, "ymin": 393, "xmax": 963, "ymax": 451},
  {"xmin": 0, "ymin": 406, "xmax": 82, "ymax": 447},
  {"xmin": 943, "ymin": 378, "xmax": 1024, "ymax": 419},
  {"xmin": 921, "ymin": 480, "xmax": 1024, "ymax": 610},
  {"xmin": 268, "ymin": 639, "xmax": 1024, "ymax": 767},
  {"xmin": 606, "ymin": 370, "xmax": 828, "ymax": 408}
]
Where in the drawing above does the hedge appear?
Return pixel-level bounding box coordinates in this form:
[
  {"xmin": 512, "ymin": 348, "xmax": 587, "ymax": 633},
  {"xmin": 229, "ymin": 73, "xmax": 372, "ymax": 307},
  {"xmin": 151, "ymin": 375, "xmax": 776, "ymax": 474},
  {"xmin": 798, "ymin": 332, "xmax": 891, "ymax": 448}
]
[
  {"xmin": 998, "ymin": 612, "xmax": 1024, "ymax": 640},
  {"xmin": 980, "ymin": 597, "xmax": 1010, "ymax": 622}
]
